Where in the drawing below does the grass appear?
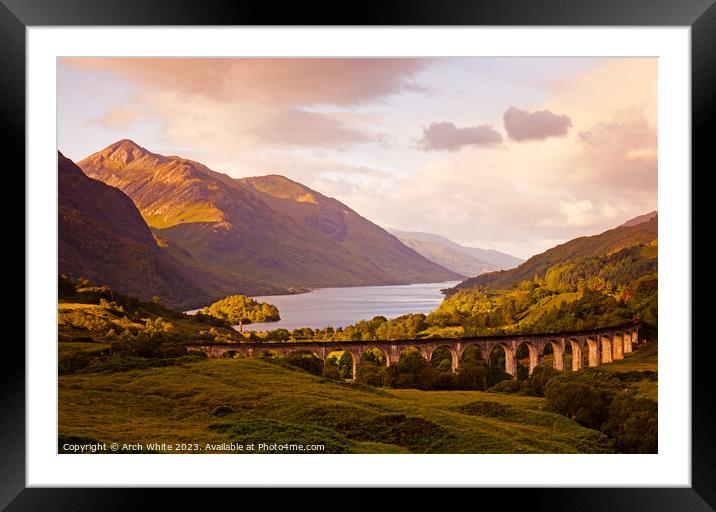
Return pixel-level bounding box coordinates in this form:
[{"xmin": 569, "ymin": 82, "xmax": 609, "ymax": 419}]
[{"xmin": 59, "ymin": 356, "xmax": 618, "ymax": 454}]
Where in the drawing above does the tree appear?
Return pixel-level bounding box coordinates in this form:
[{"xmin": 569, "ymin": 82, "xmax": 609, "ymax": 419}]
[
  {"xmin": 266, "ymin": 329, "xmax": 290, "ymax": 342},
  {"xmin": 337, "ymin": 351, "xmax": 353, "ymax": 379},
  {"xmin": 601, "ymin": 391, "xmax": 657, "ymax": 453},
  {"xmin": 200, "ymin": 295, "xmax": 280, "ymax": 324}
]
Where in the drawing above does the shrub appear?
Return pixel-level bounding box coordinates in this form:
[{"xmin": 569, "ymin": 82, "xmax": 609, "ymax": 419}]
[
  {"xmin": 456, "ymin": 361, "xmax": 489, "ymax": 390},
  {"xmin": 283, "ymin": 352, "xmax": 324, "ymax": 376},
  {"xmin": 356, "ymin": 363, "xmax": 384, "ymax": 386},
  {"xmin": 601, "ymin": 391, "xmax": 657, "ymax": 453},
  {"xmin": 59, "ymin": 348, "xmax": 97, "ymax": 375},
  {"xmin": 210, "ymin": 405, "xmax": 234, "ymax": 417},
  {"xmin": 491, "ymin": 379, "xmax": 521, "ymax": 393},
  {"xmin": 525, "ymin": 365, "xmax": 560, "ymax": 397},
  {"xmin": 545, "ymin": 378, "xmax": 612, "ymax": 430},
  {"xmin": 322, "ymin": 366, "xmax": 342, "ymax": 380},
  {"xmin": 265, "ymin": 329, "xmax": 291, "ymax": 342}
]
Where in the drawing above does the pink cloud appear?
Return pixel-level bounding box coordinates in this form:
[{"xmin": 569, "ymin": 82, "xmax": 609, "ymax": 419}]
[
  {"xmin": 60, "ymin": 58, "xmax": 433, "ymax": 106},
  {"xmin": 577, "ymin": 111, "xmax": 657, "ymax": 190},
  {"xmin": 90, "ymin": 106, "xmax": 141, "ymax": 130},
  {"xmin": 416, "ymin": 122, "xmax": 502, "ymax": 151},
  {"xmin": 503, "ymin": 106, "xmax": 572, "ymax": 142},
  {"xmin": 251, "ymin": 108, "xmax": 372, "ymax": 147}
]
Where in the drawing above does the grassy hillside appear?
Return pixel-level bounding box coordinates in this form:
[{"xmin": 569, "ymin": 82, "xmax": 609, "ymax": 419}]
[
  {"xmin": 58, "ymin": 275, "xmax": 241, "ymax": 374},
  {"xmin": 59, "ymin": 357, "xmax": 615, "ymax": 454},
  {"xmin": 57, "ymin": 274, "xmax": 656, "ymax": 454},
  {"xmin": 449, "ymin": 216, "xmax": 657, "ymax": 293}
]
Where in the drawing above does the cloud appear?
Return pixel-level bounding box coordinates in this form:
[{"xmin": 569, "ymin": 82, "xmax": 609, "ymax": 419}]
[
  {"xmin": 60, "ymin": 58, "xmax": 433, "ymax": 107},
  {"xmin": 59, "ymin": 57, "xmax": 657, "ymax": 259},
  {"xmin": 416, "ymin": 122, "xmax": 502, "ymax": 151},
  {"xmin": 62, "ymin": 57, "xmax": 437, "ymax": 152},
  {"xmin": 90, "ymin": 106, "xmax": 141, "ymax": 130},
  {"xmin": 503, "ymin": 107, "xmax": 572, "ymax": 142},
  {"xmin": 356, "ymin": 60, "xmax": 657, "ymax": 258},
  {"xmin": 251, "ymin": 108, "xmax": 372, "ymax": 147},
  {"xmin": 576, "ymin": 110, "xmax": 657, "ymax": 190}
]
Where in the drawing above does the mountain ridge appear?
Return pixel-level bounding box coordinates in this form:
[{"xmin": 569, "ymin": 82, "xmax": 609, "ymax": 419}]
[
  {"xmin": 78, "ymin": 140, "xmax": 461, "ymax": 290},
  {"xmin": 621, "ymin": 210, "xmax": 658, "ymax": 227},
  {"xmin": 390, "ymin": 229, "xmax": 523, "ymax": 273},
  {"xmin": 447, "ymin": 215, "xmax": 658, "ymax": 295},
  {"xmin": 58, "ymin": 151, "xmax": 284, "ymax": 310}
]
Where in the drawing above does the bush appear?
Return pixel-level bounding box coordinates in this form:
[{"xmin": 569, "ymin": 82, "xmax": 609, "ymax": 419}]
[
  {"xmin": 77, "ymin": 354, "xmax": 205, "ymax": 374},
  {"xmin": 356, "ymin": 363, "xmax": 384, "ymax": 386},
  {"xmin": 322, "ymin": 366, "xmax": 342, "ymax": 380},
  {"xmin": 544, "ymin": 371, "xmax": 657, "ymax": 453},
  {"xmin": 110, "ymin": 332, "xmax": 186, "ymax": 359},
  {"xmin": 265, "ymin": 329, "xmax": 291, "ymax": 342},
  {"xmin": 601, "ymin": 391, "xmax": 657, "ymax": 453},
  {"xmin": 390, "ymin": 351, "xmax": 437, "ymax": 390},
  {"xmin": 210, "ymin": 405, "xmax": 234, "ymax": 417},
  {"xmin": 545, "ymin": 378, "xmax": 612, "ymax": 430},
  {"xmin": 456, "ymin": 361, "xmax": 489, "ymax": 390},
  {"xmin": 525, "ymin": 365, "xmax": 560, "ymax": 397},
  {"xmin": 59, "ymin": 348, "xmax": 98, "ymax": 375},
  {"xmin": 491, "ymin": 379, "xmax": 521, "ymax": 393},
  {"xmin": 283, "ymin": 352, "xmax": 324, "ymax": 376}
]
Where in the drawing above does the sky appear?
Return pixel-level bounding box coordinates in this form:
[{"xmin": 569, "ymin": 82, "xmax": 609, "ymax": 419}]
[{"xmin": 57, "ymin": 57, "xmax": 657, "ymax": 259}]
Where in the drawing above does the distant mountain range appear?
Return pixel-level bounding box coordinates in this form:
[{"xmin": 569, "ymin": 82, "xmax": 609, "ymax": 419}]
[
  {"xmin": 448, "ymin": 214, "xmax": 658, "ymax": 294},
  {"xmin": 70, "ymin": 140, "xmax": 459, "ymax": 305},
  {"xmin": 390, "ymin": 229, "xmax": 523, "ymax": 277}
]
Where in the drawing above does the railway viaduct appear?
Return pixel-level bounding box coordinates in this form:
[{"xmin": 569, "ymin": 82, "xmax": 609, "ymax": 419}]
[{"xmin": 186, "ymin": 321, "xmax": 642, "ymax": 380}]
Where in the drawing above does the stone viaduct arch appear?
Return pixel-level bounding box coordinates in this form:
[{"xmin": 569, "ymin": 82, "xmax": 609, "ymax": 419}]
[
  {"xmin": 427, "ymin": 344, "xmax": 460, "ymax": 372},
  {"xmin": 187, "ymin": 321, "xmax": 642, "ymax": 381}
]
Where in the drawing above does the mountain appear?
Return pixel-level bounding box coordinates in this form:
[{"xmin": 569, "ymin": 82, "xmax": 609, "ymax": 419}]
[
  {"xmin": 393, "ymin": 237, "xmax": 492, "ymax": 278},
  {"xmin": 390, "ymin": 229, "xmax": 523, "ymax": 274},
  {"xmin": 447, "ymin": 215, "xmax": 658, "ymax": 294},
  {"xmin": 78, "ymin": 140, "xmax": 461, "ymax": 290},
  {"xmin": 60, "ymin": 152, "xmax": 274, "ymax": 310},
  {"xmin": 621, "ymin": 210, "xmax": 657, "ymax": 227}
]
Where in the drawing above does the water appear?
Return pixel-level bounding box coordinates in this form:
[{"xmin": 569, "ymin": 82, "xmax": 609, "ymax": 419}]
[{"xmin": 202, "ymin": 281, "xmax": 459, "ymax": 332}]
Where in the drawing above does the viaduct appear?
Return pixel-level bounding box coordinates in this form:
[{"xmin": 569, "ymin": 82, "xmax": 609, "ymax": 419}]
[{"xmin": 186, "ymin": 320, "xmax": 642, "ymax": 380}]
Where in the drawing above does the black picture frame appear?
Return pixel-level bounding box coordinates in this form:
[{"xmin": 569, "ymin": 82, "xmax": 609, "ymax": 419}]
[{"xmin": 4, "ymin": 0, "xmax": 714, "ymax": 509}]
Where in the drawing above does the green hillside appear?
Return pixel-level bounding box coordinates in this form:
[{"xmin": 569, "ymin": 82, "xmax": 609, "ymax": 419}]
[
  {"xmin": 59, "ymin": 357, "xmax": 616, "ymax": 454},
  {"xmin": 448, "ymin": 216, "xmax": 657, "ymax": 293},
  {"xmin": 57, "ymin": 273, "xmax": 656, "ymax": 454},
  {"xmin": 58, "ymin": 275, "xmax": 241, "ymax": 374}
]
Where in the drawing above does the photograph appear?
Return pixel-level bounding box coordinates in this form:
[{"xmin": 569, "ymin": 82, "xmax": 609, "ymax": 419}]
[{"xmin": 56, "ymin": 56, "xmax": 659, "ymax": 455}]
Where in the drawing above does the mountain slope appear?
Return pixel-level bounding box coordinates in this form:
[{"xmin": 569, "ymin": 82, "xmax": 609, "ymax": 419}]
[
  {"xmin": 390, "ymin": 229, "xmax": 523, "ymax": 271},
  {"xmin": 78, "ymin": 140, "xmax": 461, "ymax": 289},
  {"xmin": 448, "ymin": 216, "xmax": 658, "ymax": 294},
  {"xmin": 239, "ymin": 175, "xmax": 463, "ymax": 283},
  {"xmin": 621, "ymin": 210, "xmax": 657, "ymax": 227},
  {"xmin": 58, "ymin": 152, "xmax": 282, "ymax": 310},
  {"xmin": 390, "ymin": 234, "xmax": 493, "ymax": 277}
]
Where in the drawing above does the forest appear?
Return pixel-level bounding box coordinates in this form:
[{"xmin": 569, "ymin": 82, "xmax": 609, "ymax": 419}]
[{"xmin": 257, "ymin": 242, "xmax": 657, "ymax": 343}]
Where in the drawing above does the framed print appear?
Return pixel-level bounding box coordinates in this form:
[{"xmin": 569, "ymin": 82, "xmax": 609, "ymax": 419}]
[{"xmin": 5, "ymin": 0, "xmax": 715, "ymax": 508}]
